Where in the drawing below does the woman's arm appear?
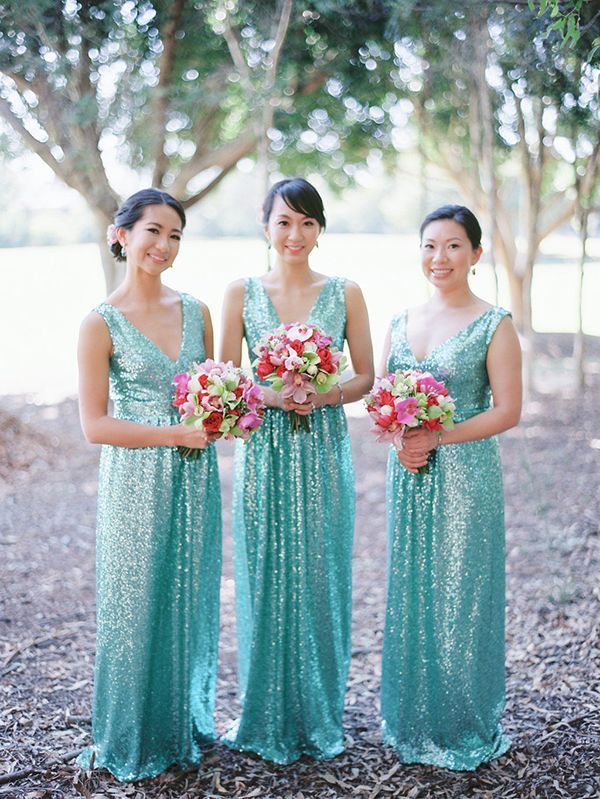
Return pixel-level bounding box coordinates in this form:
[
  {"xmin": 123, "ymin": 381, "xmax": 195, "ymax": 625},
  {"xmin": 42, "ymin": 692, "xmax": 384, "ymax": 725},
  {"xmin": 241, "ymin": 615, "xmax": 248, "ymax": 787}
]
[
  {"xmin": 378, "ymin": 323, "xmax": 392, "ymax": 378},
  {"xmin": 401, "ymin": 315, "xmax": 522, "ymax": 460},
  {"xmin": 200, "ymin": 301, "xmax": 214, "ymax": 360},
  {"xmin": 78, "ymin": 312, "xmax": 211, "ymax": 449},
  {"xmin": 313, "ymin": 280, "xmax": 375, "ymax": 408},
  {"xmin": 219, "ymin": 279, "xmax": 245, "ymax": 366}
]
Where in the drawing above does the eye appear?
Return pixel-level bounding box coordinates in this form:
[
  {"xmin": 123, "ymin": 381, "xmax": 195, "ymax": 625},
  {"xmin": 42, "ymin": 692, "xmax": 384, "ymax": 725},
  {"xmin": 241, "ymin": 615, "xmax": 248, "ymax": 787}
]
[
  {"xmin": 171, "ymin": 234, "xmax": 181, "ymax": 241},
  {"xmin": 147, "ymin": 227, "xmax": 160, "ymax": 234},
  {"xmin": 304, "ymin": 220, "xmax": 315, "ymax": 226},
  {"xmin": 277, "ymin": 220, "xmax": 288, "ymax": 226}
]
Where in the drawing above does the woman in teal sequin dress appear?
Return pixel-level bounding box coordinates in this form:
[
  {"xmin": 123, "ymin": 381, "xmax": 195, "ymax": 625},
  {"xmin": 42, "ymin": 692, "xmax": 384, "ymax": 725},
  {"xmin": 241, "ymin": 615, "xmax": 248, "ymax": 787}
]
[
  {"xmin": 76, "ymin": 190, "xmax": 221, "ymax": 781},
  {"xmin": 220, "ymin": 178, "xmax": 374, "ymax": 763},
  {"xmin": 380, "ymin": 205, "xmax": 522, "ymax": 771}
]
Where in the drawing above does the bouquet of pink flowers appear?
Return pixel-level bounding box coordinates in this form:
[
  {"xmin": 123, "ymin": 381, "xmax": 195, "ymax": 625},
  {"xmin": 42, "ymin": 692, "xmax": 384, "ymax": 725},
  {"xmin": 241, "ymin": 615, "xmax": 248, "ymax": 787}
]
[
  {"xmin": 253, "ymin": 322, "xmax": 347, "ymax": 432},
  {"xmin": 173, "ymin": 359, "xmax": 265, "ymax": 458},
  {"xmin": 365, "ymin": 369, "xmax": 456, "ymax": 473}
]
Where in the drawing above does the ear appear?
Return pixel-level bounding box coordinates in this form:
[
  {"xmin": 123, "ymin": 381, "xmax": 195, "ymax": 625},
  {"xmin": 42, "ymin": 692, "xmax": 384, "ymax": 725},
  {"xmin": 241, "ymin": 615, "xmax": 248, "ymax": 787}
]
[{"xmin": 472, "ymin": 245, "xmax": 483, "ymax": 265}]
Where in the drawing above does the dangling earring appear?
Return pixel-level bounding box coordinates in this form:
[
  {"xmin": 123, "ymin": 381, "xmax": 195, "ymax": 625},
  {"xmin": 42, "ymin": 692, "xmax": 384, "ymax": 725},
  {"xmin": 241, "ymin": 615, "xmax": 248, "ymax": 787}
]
[
  {"xmin": 121, "ymin": 246, "xmax": 126, "ymax": 258},
  {"xmin": 315, "ymin": 240, "xmax": 319, "ymax": 249},
  {"xmin": 471, "ymin": 265, "xmax": 476, "ymax": 275}
]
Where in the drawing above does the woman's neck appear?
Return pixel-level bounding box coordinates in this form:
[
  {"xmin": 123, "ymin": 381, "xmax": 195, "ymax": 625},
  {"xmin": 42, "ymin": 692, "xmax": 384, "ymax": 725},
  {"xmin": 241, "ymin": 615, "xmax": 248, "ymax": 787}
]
[
  {"xmin": 269, "ymin": 260, "xmax": 315, "ymax": 285},
  {"xmin": 111, "ymin": 268, "xmax": 167, "ymax": 308},
  {"xmin": 429, "ymin": 285, "xmax": 478, "ymax": 310}
]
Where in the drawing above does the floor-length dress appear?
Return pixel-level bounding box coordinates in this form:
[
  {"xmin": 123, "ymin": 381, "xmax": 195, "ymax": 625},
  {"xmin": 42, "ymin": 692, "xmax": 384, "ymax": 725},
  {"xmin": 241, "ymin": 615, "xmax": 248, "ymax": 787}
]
[
  {"xmin": 381, "ymin": 307, "xmax": 512, "ymax": 771},
  {"xmin": 223, "ymin": 276, "xmax": 355, "ymax": 764},
  {"xmin": 77, "ymin": 292, "xmax": 222, "ymax": 782}
]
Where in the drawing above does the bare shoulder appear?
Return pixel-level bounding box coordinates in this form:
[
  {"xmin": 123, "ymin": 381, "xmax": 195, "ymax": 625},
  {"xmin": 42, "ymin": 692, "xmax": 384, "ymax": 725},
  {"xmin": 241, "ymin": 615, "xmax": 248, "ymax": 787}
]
[
  {"xmin": 493, "ymin": 312, "xmax": 520, "ymax": 340},
  {"xmin": 224, "ymin": 277, "xmax": 247, "ymax": 296},
  {"xmin": 222, "ymin": 278, "xmax": 246, "ymax": 315},
  {"xmin": 79, "ymin": 310, "xmax": 112, "ymax": 358},
  {"xmin": 80, "ymin": 309, "xmax": 109, "ymax": 337},
  {"xmin": 343, "ymin": 278, "xmax": 366, "ymax": 300}
]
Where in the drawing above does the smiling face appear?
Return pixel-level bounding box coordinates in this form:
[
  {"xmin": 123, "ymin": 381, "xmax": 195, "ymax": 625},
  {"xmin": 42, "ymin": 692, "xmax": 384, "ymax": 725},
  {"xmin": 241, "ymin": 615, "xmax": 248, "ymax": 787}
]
[
  {"xmin": 420, "ymin": 218, "xmax": 482, "ymax": 291},
  {"xmin": 119, "ymin": 203, "xmax": 183, "ymax": 273},
  {"xmin": 265, "ymin": 194, "xmax": 321, "ymax": 265}
]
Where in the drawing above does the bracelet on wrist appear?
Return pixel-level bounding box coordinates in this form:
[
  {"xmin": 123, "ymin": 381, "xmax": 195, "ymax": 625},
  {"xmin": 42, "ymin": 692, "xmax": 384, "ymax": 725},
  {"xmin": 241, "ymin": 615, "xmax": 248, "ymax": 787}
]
[{"xmin": 337, "ymin": 384, "xmax": 344, "ymax": 405}]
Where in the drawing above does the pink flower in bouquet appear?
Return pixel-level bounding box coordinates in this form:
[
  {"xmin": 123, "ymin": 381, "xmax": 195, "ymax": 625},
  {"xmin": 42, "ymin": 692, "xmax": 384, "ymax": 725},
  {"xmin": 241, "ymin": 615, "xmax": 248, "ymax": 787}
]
[
  {"xmin": 286, "ymin": 323, "xmax": 314, "ymax": 342},
  {"xmin": 238, "ymin": 412, "xmax": 263, "ymax": 431},
  {"xmin": 394, "ymin": 397, "xmax": 419, "ymax": 425},
  {"xmin": 284, "ymin": 351, "xmax": 304, "ymax": 371},
  {"xmin": 416, "ymin": 374, "xmax": 448, "ymax": 396},
  {"xmin": 243, "ymin": 383, "xmax": 264, "ymax": 410},
  {"xmin": 281, "ymin": 371, "xmax": 317, "ymax": 404},
  {"xmin": 314, "ymin": 330, "xmax": 333, "ymax": 348}
]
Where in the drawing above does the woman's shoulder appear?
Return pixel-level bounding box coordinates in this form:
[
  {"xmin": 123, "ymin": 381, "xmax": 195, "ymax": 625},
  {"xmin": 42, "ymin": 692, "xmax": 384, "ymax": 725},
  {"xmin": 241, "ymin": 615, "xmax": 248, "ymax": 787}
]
[
  {"xmin": 79, "ymin": 307, "xmax": 113, "ymax": 351},
  {"xmin": 222, "ymin": 277, "xmax": 249, "ymax": 302}
]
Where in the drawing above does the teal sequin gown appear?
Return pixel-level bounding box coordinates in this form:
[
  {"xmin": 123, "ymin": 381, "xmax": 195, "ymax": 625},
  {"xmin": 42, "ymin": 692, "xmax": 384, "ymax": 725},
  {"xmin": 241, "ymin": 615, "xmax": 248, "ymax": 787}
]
[
  {"xmin": 381, "ymin": 307, "xmax": 512, "ymax": 771},
  {"xmin": 77, "ymin": 292, "xmax": 222, "ymax": 782},
  {"xmin": 223, "ymin": 276, "xmax": 355, "ymax": 764}
]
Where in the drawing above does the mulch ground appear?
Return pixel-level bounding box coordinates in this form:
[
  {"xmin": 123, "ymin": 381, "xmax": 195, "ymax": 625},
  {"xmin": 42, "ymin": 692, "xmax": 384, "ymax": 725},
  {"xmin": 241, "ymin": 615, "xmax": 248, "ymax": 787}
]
[{"xmin": 0, "ymin": 333, "xmax": 598, "ymax": 799}]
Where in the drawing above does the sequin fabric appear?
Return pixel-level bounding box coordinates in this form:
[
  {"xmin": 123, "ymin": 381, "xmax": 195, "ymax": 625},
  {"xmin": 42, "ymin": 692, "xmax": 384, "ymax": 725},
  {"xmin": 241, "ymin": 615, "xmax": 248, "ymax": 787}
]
[
  {"xmin": 76, "ymin": 292, "xmax": 222, "ymax": 782},
  {"xmin": 381, "ymin": 307, "xmax": 512, "ymax": 771},
  {"xmin": 222, "ymin": 276, "xmax": 355, "ymax": 764}
]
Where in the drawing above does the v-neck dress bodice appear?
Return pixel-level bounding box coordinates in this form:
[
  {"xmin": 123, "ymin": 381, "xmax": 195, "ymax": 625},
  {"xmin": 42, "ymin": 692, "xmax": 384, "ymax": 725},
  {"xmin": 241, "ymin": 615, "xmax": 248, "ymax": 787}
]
[
  {"xmin": 76, "ymin": 292, "xmax": 222, "ymax": 782},
  {"xmin": 223, "ymin": 275, "xmax": 355, "ymax": 764},
  {"xmin": 381, "ymin": 306, "xmax": 511, "ymax": 770},
  {"xmin": 96, "ymin": 293, "xmax": 194, "ymax": 423}
]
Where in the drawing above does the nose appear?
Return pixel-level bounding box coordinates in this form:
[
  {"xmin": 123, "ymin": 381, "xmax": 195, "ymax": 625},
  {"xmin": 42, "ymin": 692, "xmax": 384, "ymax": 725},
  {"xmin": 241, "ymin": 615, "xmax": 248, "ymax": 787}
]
[{"xmin": 287, "ymin": 223, "xmax": 304, "ymax": 242}]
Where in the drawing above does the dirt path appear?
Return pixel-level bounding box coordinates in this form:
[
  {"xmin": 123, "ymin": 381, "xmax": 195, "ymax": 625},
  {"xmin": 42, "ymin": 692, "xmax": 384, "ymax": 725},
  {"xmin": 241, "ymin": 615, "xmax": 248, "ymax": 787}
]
[{"xmin": 1, "ymin": 334, "xmax": 598, "ymax": 799}]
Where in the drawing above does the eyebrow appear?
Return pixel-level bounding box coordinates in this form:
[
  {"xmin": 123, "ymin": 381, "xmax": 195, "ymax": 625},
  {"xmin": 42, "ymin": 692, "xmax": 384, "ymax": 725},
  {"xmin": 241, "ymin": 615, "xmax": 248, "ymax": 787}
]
[
  {"xmin": 146, "ymin": 221, "xmax": 182, "ymax": 233},
  {"xmin": 275, "ymin": 212, "xmax": 314, "ymax": 220},
  {"xmin": 423, "ymin": 236, "xmax": 463, "ymax": 243}
]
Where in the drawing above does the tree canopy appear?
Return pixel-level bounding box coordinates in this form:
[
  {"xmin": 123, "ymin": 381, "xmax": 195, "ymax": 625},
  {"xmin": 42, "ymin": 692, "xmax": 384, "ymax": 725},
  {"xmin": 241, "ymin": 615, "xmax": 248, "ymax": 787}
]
[{"xmin": 0, "ymin": 0, "xmax": 598, "ymax": 305}]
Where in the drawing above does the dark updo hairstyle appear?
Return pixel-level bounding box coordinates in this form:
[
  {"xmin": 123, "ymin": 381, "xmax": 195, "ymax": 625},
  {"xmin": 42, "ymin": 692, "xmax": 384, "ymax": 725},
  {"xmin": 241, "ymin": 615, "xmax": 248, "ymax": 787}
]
[
  {"xmin": 419, "ymin": 204, "xmax": 482, "ymax": 250},
  {"xmin": 111, "ymin": 188, "xmax": 186, "ymax": 261},
  {"xmin": 262, "ymin": 177, "xmax": 326, "ymax": 229}
]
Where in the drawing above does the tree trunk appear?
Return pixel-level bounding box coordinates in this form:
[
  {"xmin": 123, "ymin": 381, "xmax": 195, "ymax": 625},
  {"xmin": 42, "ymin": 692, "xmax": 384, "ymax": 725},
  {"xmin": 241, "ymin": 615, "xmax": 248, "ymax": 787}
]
[
  {"xmin": 93, "ymin": 211, "xmax": 124, "ymax": 294},
  {"xmin": 573, "ymin": 206, "xmax": 589, "ymax": 390},
  {"xmin": 472, "ymin": 8, "xmax": 500, "ymax": 304}
]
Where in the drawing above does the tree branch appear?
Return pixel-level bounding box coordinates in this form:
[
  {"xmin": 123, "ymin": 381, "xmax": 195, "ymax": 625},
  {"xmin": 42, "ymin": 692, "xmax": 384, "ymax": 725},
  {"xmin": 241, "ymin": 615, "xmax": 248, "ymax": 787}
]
[
  {"xmin": 221, "ymin": 7, "xmax": 254, "ymax": 98},
  {"xmin": 171, "ymin": 131, "xmax": 256, "ymax": 198},
  {"xmin": 0, "ymin": 95, "xmax": 78, "ymax": 188},
  {"xmin": 181, "ymin": 161, "xmax": 238, "ymax": 208},
  {"xmin": 152, "ymin": 0, "xmax": 186, "ymax": 186},
  {"xmin": 264, "ymin": 0, "xmax": 293, "ymax": 93}
]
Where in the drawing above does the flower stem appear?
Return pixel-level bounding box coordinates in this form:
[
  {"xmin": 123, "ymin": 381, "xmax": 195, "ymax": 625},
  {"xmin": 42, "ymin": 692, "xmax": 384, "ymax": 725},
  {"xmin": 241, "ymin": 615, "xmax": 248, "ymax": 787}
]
[{"xmin": 290, "ymin": 411, "xmax": 311, "ymax": 434}]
